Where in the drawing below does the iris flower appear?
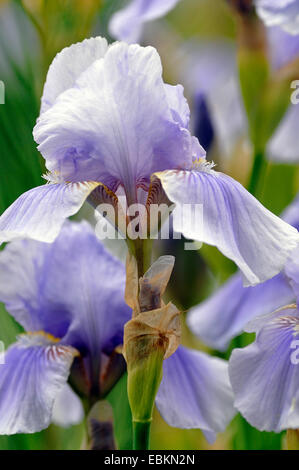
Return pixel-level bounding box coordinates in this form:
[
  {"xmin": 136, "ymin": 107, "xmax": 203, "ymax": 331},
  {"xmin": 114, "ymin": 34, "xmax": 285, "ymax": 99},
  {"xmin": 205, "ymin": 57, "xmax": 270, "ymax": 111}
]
[
  {"xmin": 229, "ymin": 238, "xmax": 299, "ymax": 431},
  {"xmin": 0, "ymin": 220, "xmax": 130, "ymax": 434},
  {"xmin": 188, "ymin": 194, "xmax": 299, "ymax": 351},
  {"xmin": 255, "ymin": 0, "xmax": 299, "ymax": 35},
  {"xmin": 229, "ymin": 302, "xmax": 299, "ymax": 432},
  {"xmin": 0, "ymin": 37, "xmax": 298, "ymax": 287},
  {"xmin": 0, "ymin": 220, "xmax": 235, "ymax": 440},
  {"xmin": 188, "ymin": 194, "xmax": 299, "ymax": 432}
]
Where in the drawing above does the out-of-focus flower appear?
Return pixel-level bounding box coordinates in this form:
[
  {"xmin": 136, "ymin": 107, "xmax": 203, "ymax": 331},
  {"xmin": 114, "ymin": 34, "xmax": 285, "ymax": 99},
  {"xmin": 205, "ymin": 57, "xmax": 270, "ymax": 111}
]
[
  {"xmin": 229, "ymin": 301, "xmax": 299, "ymax": 432},
  {"xmin": 0, "ymin": 220, "xmax": 130, "ymax": 434},
  {"xmin": 178, "ymin": 39, "xmax": 248, "ymax": 161},
  {"xmin": 255, "ymin": 0, "xmax": 299, "ymax": 35},
  {"xmin": 188, "ymin": 194, "xmax": 299, "ymax": 351},
  {"xmin": 0, "ymin": 38, "xmax": 298, "ymax": 286},
  {"xmin": 179, "ymin": 27, "xmax": 299, "ymax": 164},
  {"xmin": 108, "ymin": 0, "xmax": 181, "ymax": 43},
  {"xmin": 0, "ymin": 221, "xmax": 235, "ymax": 439}
]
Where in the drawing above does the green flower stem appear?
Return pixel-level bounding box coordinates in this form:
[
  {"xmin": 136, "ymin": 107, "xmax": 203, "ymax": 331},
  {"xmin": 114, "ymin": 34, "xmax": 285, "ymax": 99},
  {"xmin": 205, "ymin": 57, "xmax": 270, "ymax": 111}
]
[
  {"xmin": 126, "ymin": 341, "xmax": 164, "ymax": 451},
  {"xmin": 133, "ymin": 421, "xmax": 151, "ymax": 450},
  {"xmin": 248, "ymin": 149, "xmax": 267, "ymax": 197}
]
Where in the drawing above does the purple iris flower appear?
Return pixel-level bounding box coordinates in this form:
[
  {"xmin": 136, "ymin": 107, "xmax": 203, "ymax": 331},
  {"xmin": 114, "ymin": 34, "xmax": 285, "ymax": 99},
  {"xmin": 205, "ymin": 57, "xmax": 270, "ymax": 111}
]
[
  {"xmin": 255, "ymin": 0, "xmax": 299, "ymax": 35},
  {"xmin": 108, "ymin": 0, "xmax": 181, "ymax": 44},
  {"xmin": 188, "ymin": 194, "xmax": 299, "ymax": 351},
  {"xmin": 0, "ymin": 220, "xmax": 235, "ymax": 439},
  {"xmin": 0, "ymin": 220, "xmax": 130, "ymax": 434},
  {"xmin": 0, "ymin": 38, "xmax": 298, "ymax": 287},
  {"xmin": 187, "ymin": 195, "xmax": 299, "ymax": 432},
  {"xmin": 229, "ymin": 271, "xmax": 299, "ymax": 431}
]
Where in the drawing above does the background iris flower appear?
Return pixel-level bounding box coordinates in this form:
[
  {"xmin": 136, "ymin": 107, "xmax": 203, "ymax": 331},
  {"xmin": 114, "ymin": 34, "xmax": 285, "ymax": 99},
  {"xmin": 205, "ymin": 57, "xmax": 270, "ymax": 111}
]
[
  {"xmin": 0, "ymin": 220, "xmax": 130, "ymax": 434},
  {"xmin": 229, "ymin": 249, "xmax": 299, "ymax": 433},
  {"xmin": 188, "ymin": 192, "xmax": 299, "ymax": 350}
]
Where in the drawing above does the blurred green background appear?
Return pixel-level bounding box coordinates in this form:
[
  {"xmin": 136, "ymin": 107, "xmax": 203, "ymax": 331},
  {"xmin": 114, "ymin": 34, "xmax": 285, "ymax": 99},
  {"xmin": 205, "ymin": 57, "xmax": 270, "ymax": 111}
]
[{"xmin": 0, "ymin": 0, "xmax": 298, "ymax": 450}]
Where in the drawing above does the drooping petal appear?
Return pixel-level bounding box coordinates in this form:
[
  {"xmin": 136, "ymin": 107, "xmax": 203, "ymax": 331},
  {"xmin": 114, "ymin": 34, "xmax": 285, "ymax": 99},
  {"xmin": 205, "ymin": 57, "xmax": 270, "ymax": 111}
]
[
  {"xmin": 187, "ymin": 271, "xmax": 294, "ymax": 351},
  {"xmin": 41, "ymin": 37, "xmax": 108, "ymax": 113},
  {"xmin": 267, "ymin": 104, "xmax": 299, "ymax": 163},
  {"xmin": 108, "ymin": 0, "xmax": 181, "ymax": 43},
  {"xmin": 157, "ymin": 168, "xmax": 299, "ymax": 286},
  {"xmin": 229, "ymin": 308, "xmax": 299, "ymax": 432},
  {"xmin": 0, "ymin": 182, "xmax": 99, "ymax": 245},
  {"xmin": 0, "ymin": 333, "xmax": 78, "ymax": 434},
  {"xmin": 33, "ymin": 42, "xmax": 193, "ymax": 192},
  {"xmin": 155, "ymin": 346, "xmax": 235, "ymax": 441},
  {"xmin": 0, "ymin": 220, "xmax": 131, "ymax": 354},
  {"xmin": 255, "ymin": 0, "xmax": 299, "ymax": 35},
  {"xmin": 52, "ymin": 384, "xmax": 84, "ymax": 428}
]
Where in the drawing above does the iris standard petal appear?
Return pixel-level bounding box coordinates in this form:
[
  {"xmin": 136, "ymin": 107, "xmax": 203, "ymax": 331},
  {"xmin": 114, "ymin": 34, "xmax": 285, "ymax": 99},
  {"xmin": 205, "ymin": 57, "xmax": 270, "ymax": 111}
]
[
  {"xmin": 0, "ymin": 333, "xmax": 78, "ymax": 434},
  {"xmin": 157, "ymin": 168, "xmax": 299, "ymax": 286},
  {"xmin": 52, "ymin": 384, "xmax": 84, "ymax": 428},
  {"xmin": 53, "ymin": 222, "xmax": 131, "ymax": 356},
  {"xmin": 164, "ymin": 83, "xmax": 190, "ymax": 129},
  {"xmin": 108, "ymin": 0, "xmax": 181, "ymax": 43},
  {"xmin": 0, "ymin": 220, "xmax": 131, "ymax": 354},
  {"xmin": 155, "ymin": 346, "xmax": 236, "ymax": 440},
  {"xmin": 33, "ymin": 42, "xmax": 193, "ymax": 194},
  {"xmin": 187, "ymin": 272, "xmax": 294, "ymax": 351},
  {"xmin": 229, "ymin": 309, "xmax": 299, "ymax": 432},
  {"xmin": 41, "ymin": 37, "xmax": 108, "ymax": 113},
  {"xmin": 255, "ymin": 0, "xmax": 299, "ymax": 35},
  {"xmin": 0, "ymin": 181, "xmax": 99, "ymax": 245},
  {"xmin": 0, "ymin": 236, "xmax": 72, "ymax": 337}
]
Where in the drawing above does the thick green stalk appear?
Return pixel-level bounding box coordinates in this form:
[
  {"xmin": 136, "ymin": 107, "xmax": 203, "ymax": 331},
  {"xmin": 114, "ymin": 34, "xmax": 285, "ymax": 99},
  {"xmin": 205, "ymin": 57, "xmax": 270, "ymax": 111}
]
[{"xmin": 133, "ymin": 421, "xmax": 151, "ymax": 450}]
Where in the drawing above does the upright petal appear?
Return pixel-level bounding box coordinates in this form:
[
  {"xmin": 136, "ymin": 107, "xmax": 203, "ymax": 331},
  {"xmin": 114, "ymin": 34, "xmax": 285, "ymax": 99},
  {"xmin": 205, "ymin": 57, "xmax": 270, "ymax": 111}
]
[
  {"xmin": 0, "ymin": 182, "xmax": 99, "ymax": 245},
  {"xmin": 188, "ymin": 272, "xmax": 294, "ymax": 351},
  {"xmin": 157, "ymin": 168, "xmax": 299, "ymax": 285},
  {"xmin": 155, "ymin": 346, "xmax": 236, "ymax": 440},
  {"xmin": 41, "ymin": 37, "xmax": 108, "ymax": 113},
  {"xmin": 33, "ymin": 42, "xmax": 193, "ymax": 192},
  {"xmin": 229, "ymin": 309, "xmax": 299, "ymax": 432},
  {"xmin": 108, "ymin": 0, "xmax": 181, "ymax": 43},
  {"xmin": 164, "ymin": 83, "xmax": 190, "ymax": 129},
  {"xmin": 0, "ymin": 333, "xmax": 78, "ymax": 434}
]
